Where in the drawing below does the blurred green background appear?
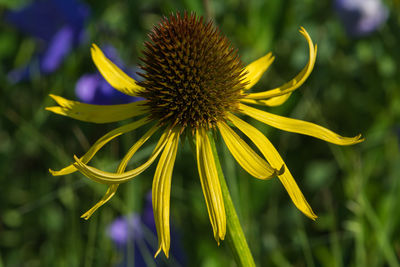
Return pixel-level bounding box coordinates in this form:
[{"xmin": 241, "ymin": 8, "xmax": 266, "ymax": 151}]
[{"xmin": 1, "ymin": 0, "xmax": 400, "ymax": 266}]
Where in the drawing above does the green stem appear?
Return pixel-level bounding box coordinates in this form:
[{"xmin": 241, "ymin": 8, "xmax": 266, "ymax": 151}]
[{"xmin": 208, "ymin": 132, "xmax": 256, "ymax": 267}]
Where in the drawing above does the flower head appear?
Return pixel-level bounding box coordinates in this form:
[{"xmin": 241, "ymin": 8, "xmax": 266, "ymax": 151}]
[
  {"xmin": 47, "ymin": 12, "xmax": 364, "ymax": 258},
  {"xmin": 137, "ymin": 15, "xmax": 246, "ymax": 129}
]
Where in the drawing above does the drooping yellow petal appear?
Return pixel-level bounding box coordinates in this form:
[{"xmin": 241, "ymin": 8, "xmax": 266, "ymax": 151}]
[
  {"xmin": 196, "ymin": 127, "xmax": 226, "ymax": 243},
  {"xmin": 72, "ymin": 129, "xmax": 171, "ymax": 184},
  {"xmin": 80, "ymin": 125, "xmax": 159, "ymax": 219},
  {"xmin": 46, "ymin": 95, "xmax": 148, "ymax": 123},
  {"xmin": 217, "ymin": 121, "xmax": 282, "ymax": 179},
  {"xmin": 50, "ymin": 117, "xmax": 150, "ymax": 176},
  {"xmin": 153, "ymin": 128, "xmax": 180, "ymax": 258},
  {"xmin": 91, "ymin": 44, "xmax": 144, "ymax": 96},
  {"xmin": 80, "ymin": 184, "xmax": 119, "ymax": 220},
  {"xmin": 240, "ymin": 103, "xmax": 364, "ymax": 145},
  {"xmin": 116, "ymin": 125, "xmax": 160, "ymax": 173},
  {"xmin": 240, "ymin": 93, "xmax": 292, "ymax": 107},
  {"xmin": 227, "ymin": 113, "xmax": 317, "ymax": 219},
  {"xmin": 242, "ymin": 53, "xmax": 275, "ymax": 90},
  {"xmin": 245, "ymin": 27, "xmax": 317, "ymax": 100}
]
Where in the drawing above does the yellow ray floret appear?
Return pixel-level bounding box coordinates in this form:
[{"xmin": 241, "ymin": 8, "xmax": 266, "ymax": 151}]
[
  {"xmin": 80, "ymin": 125, "xmax": 159, "ymax": 219},
  {"xmin": 239, "ymin": 103, "xmax": 364, "ymax": 145},
  {"xmin": 244, "ymin": 27, "xmax": 317, "ymax": 100},
  {"xmin": 262, "ymin": 93, "xmax": 292, "ymax": 106},
  {"xmin": 81, "ymin": 184, "xmax": 119, "ymax": 220},
  {"xmin": 217, "ymin": 121, "xmax": 283, "ymax": 179},
  {"xmin": 196, "ymin": 127, "xmax": 226, "ymax": 244},
  {"xmin": 153, "ymin": 128, "xmax": 180, "ymax": 258},
  {"xmin": 242, "ymin": 52, "xmax": 275, "ymax": 91},
  {"xmin": 227, "ymin": 113, "xmax": 317, "ymax": 219},
  {"xmin": 116, "ymin": 125, "xmax": 160, "ymax": 173},
  {"xmin": 46, "ymin": 95, "xmax": 148, "ymax": 123},
  {"xmin": 91, "ymin": 44, "xmax": 144, "ymax": 96},
  {"xmin": 72, "ymin": 129, "xmax": 170, "ymax": 184},
  {"xmin": 240, "ymin": 93, "xmax": 292, "ymax": 107},
  {"xmin": 50, "ymin": 117, "xmax": 150, "ymax": 176}
]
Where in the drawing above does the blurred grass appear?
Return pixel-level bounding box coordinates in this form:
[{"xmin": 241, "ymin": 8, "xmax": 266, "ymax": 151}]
[{"xmin": 1, "ymin": 0, "xmax": 400, "ymax": 266}]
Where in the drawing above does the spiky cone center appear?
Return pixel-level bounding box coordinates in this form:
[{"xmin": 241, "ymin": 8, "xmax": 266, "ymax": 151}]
[{"xmin": 138, "ymin": 13, "xmax": 247, "ymax": 130}]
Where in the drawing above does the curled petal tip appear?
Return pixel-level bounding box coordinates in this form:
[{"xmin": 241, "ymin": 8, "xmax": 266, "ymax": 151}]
[
  {"xmin": 48, "ymin": 168, "xmax": 65, "ymax": 176},
  {"xmin": 277, "ymin": 164, "xmax": 285, "ymax": 176},
  {"xmin": 305, "ymin": 210, "xmax": 318, "ymax": 221},
  {"xmin": 345, "ymin": 134, "xmax": 365, "ymax": 145},
  {"xmin": 154, "ymin": 247, "xmax": 162, "ymax": 258},
  {"xmin": 220, "ymin": 233, "xmax": 225, "ymax": 241},
  {"xmin": 215, "ymin": 233, "xmax": 225, "ymax": 246},
  {"xmin": 90, "ymin": 44, "xmax": 99, "ymax": 56},
  {"xmin": 356, "ymin": 134, "xmax": 365, "ymax": 142},
  {"xmin": 80, "ymin": 214, "xmax": 90, "ymax": 220}
]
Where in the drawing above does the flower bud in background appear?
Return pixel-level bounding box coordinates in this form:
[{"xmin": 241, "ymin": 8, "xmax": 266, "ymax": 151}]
[
  {"xmin": 334, "ymin": 0, "xmax": 388, "ymax": 37},
  {"xmin": 75, "ymin": 45, "xmax": 140, "ymax": 105},
  {"xmin": 5, "ymin": 0, "xmax": 89, "ymax": 82}
]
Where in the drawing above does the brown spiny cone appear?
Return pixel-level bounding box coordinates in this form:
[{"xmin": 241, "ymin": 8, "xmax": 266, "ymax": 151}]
[{"xmin": 138, "ymin": 12, "xmax": 247, "ymax": 130}]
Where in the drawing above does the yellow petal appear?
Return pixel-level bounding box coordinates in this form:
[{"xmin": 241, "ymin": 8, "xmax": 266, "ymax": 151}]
[
  {"xmin": 80, "ymin": 125, "xmax": 159, "ymax": 219},
  {"xmin": 245, "ymin": 27, "xmax": 317, "ymax": 100},
  {"xmin": 227, "ymin": 113, "xmax": 317, "ymax": 219},
  {"xmin": 72, "ymin": 129, "xmax": 171, "ymax": 184},
  {"xmin": 241, "ymin": 93, "xmax": 292, "ymax": 107},
  {"xmin": 242, "ymin": 53, "xmax": 275, "ymax": 90},
  {"xmin": 153, "ymin": 128, "xmax": 180, "ymax": 258},
  {"xmin": 116, "ymin": 125, "xmax": 160, "ymax": 173},
  {"xmin": 240, "ymin": 104, "xmax": 364, "ymax": 145},
  {"xmin": 49, "ymin": 117, "xmax": 150, "ymax": 176},
  {"xmin": 217, "ymin": 121, "xmax": 281, "ymax": 179},
  {"xmin": 80, "ymin": 184, "xmax": 119, "ymax": 220},
  {"xmin": 91, "ymin": 44, "xmax": 144, "ymax": 96},
  {"xmin": 46, "ymin": 95, "xmax": 147, "ymax": 123},
  {"xmin": 196, "ymin": 127, "xmax": 226, "ymax": 243}
]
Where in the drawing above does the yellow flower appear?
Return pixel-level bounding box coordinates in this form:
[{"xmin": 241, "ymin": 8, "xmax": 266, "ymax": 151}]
[{"xmin": 47, "ymin": 13, "xmax": 363, "ymax": 257}]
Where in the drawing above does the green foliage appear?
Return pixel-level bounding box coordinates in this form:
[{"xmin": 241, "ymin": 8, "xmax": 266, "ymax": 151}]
[{"xmin": 1, "ymin": 0, "xmax": 399, "ymax": 266}]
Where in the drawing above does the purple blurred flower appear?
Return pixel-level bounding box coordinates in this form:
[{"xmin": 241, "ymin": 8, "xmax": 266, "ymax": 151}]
[
  {"xmin": 5, "ymin": 0, "xmax": 89, "ymax": 82},
  {"xmin": 108, "ymin": 192, "xmax": 185, "ymax": 267},
  {"xmin": 75, "ymin": 45, "xmax": 140, "ymax": 105},
  {"xmin": 108, "ymin": 215, "xmax": 143, "ymax": 246},
  {"xmin": 335, "ymin": 0, "xmax": 388, "ymax": 37}
]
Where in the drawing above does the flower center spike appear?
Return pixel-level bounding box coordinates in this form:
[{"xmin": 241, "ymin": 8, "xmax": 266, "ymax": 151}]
[{"xmin": 138, "ymin": 13, "xmax": 247, "ymax": 129}]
